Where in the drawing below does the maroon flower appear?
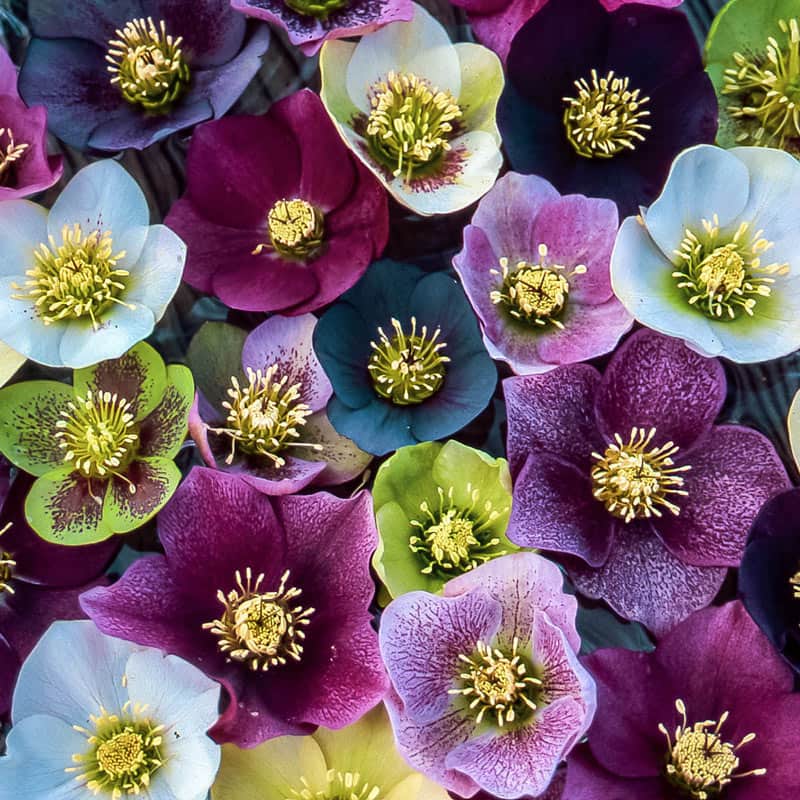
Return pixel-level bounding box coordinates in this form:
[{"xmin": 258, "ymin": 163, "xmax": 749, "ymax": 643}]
[{"xmin": 80, "ymin": 467, "xmax": 388, "ymax": 747}]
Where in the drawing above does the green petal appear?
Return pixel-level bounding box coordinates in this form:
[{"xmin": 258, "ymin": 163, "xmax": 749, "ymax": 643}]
[
  {"xmin": 186, "ymin": 321, "xmax": 246, "ymax": 414},
  {"xmin": 454, "ymin": 42, "xmax": 503, "ymax": 140},
  {"xmin": 0, "ymin": 380, "xmax": 74, "ymax": 476},
  {"xmin": 25, "ymin": 467, "xmax": 114, "ymax": 545},
  {"xmin": 73, "ymin": 341, "xmax": 167, "ymax": 422},
  {"xmin": 372, "ymin": 441, "xmax": 443, "ymax": 519},
  {"xmin": 101, "ymin": 457, "xmax": 180, "ymax": 534},
  {"xmin": 137, "ymin": 365, "xmax": 193, "ymax": 459}
]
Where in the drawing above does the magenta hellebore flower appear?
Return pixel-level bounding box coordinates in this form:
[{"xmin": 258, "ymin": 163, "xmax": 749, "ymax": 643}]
[
  {"xmin": 81, "ymin": 467, "xmax": 389, "ymax": 748},
  {"xmin": 504, "ymin": 328, "xmax": 789, "ymax": 636},
  {"xmin": 379, "ymin": 552, "xmax": 596, "ymax": 799},
  {"xmin": 565, "ymin": 601, "xmax": 800, "ymax": 800},
  {"xmin": 453, "ymin": 172, "xmax": 632, "ymax": 374},
  {"xmin": 167, "ymin": 89, "xmax": 389, "ymax": 316}
]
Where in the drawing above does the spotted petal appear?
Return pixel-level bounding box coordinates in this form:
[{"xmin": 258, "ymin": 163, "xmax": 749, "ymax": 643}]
[{"xmin": 137, "ymin": 365, "xmax": 193, "ymax": 459}]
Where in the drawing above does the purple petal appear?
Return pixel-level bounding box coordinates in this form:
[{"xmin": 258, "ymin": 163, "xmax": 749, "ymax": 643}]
[
  {"xmin": 238, "ymin": 456, "xmax": 327, "ymax": 496},
  {"xmin": 302, "ymin": 411, "xmax": 372, "ymax": 486},
  {"xmin": 564, "ymin": 746, "xmax": 671, "ymax": 800}
]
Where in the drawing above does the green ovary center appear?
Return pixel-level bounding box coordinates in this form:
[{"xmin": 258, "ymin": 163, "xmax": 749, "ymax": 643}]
[
  {"xmin": 253, "ymin": 198, "xmax": 325, "ymax": 262},
  {"xmin": 282, "ymin": 0, "xmax": 350, "ymax": 19}
]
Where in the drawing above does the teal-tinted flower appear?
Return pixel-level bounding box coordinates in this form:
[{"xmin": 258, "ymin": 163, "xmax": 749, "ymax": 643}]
[
  {"xmin": 373, "ymin": 440, "xmax": 517, "ymax": 598},
  {"xmin": 0, "ymin": 342, "xmax": 192, "ymax": 544}
]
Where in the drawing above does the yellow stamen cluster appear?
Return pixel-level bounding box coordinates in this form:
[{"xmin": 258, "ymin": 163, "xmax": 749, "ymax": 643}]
[
  {"xmin": 287, "ymin": 770, "xmax": 381, "ymax": 800},
  {"xmin": 368, "ymin": 317, "xmax": 449, "ymax": 405},
  {"xmin": 490, "ymin": 244, "xmax": 587, "ymax": 328},
  {"xmin": 723, "ymin": 18, "xmax": 800, "ymax": 147},
  {"xmin": 106, "ymin": 17, "xmax": 190, "ymax": 113},
  {"xmin": 659, "ymin": 699, "xmax": 766, "ymax": 799},
  {"xmin": 673, "ymin": 215, "xmax": 788, "ymax": 320},
  {"xmin": 204, "ymin": 568, "xmax": 315, "ymax": 672},
  {"xmin": 0, "ymin": 522, "xmax": 15, "ymax": 596},
  {"xmin": 253, "ymin": 198, "xmax": 325, "ymax": 261},
  {"xmin": 791, "ymin": 568, "xmax": 800, "ymax": 600},
  {"xmin": 563, "ymin": 69, "xmax": 651, "ymax": 159},
  {"xmin": 591, "ymin": 427, "xmax": 690, "ymax": 524},
  {"xmin": 366, "ymin": 71, "xmax": 462, "ymax": 181},
  {"xmin": 449, "ymin": 637, "xmax": 541, "ymax": 727},
  {"xmin": 0, "ymin": 127, "xmax": 28, "ymax": 185},
  {"xmin": 12, "ymin": 223, "xmax": 131, "ymax": 328}
]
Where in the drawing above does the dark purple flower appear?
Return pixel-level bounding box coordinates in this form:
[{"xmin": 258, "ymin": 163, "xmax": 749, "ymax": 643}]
[
  {"xmin": 504, "ymin": 328, "xmax": 790, "ymax": 636},
  {"xmin": 18, "ymin": 0, "xmax": 270, "ymax": 151},
  {"xmin": 564, "ymin": 601, "xmax": 800, "ymax": 800},
  {"xmin": 80, "ymin": 467, "xmax": 388, "ymax": 747},
  {"xmin": 167, "ymin": 89, "xmax": 388, "ymax": 315}
]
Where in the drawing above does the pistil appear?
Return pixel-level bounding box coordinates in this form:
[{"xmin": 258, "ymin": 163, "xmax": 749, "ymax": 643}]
[
  {"xmin": 253, "ymin": 198, "xmax": 325, "ymax": 261},
  {"xmin": 282, "ymin": 0, "xmax": 350, "ymax": 18}
]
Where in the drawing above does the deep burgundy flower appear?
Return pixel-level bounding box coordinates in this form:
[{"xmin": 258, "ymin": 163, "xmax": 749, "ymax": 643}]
[{"xmin": 80, "ymin": 467, "xmax": 388, "ymax": 747}]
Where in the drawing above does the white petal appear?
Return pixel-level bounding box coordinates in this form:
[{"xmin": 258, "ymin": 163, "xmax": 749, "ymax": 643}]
[
  {"xmin": 0, "ymin": 200, "xmax": 47, "ymax": 277},
  {"xmin": 125, "ymin": 224, "xmax": 186, "ymax": 320},
  {"xmin": 0, "ymin": 341, "xmax": 25, "ymax": 386},
  {"xmin": 159, "ymin": 734, "xmax": 221, "ymax": 800}
]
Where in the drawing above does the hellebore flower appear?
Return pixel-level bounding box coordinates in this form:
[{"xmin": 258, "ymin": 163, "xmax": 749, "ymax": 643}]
[
  {"xmin": 81, "ymin": 467, "xmax": 389, "ymax": 748},
  {"xmin": 167, "ymin": 89, "xmax": 388, "ymax": 315},
  {"xmin": 0, "ymin": 620, "xmax": 221, "ymax": 800},
  {"xmin": 0, "ymin": 159, "xmax": 186, "ymax": 369},
  {"xmin": 373, "ymin": 439, "xmax": 518, "ymax": 598},
  {"xmin": 0, "ymin": 45, "xmax": 62, "ymax": 200},
  {"xmin": 231, "ymin": 0, "xmax": 413, "ymax": 57},
  {"xmin": 498, "ymin": 0, "xmax": 717, "ymax": 217},
  {"xmin": 453, "ymin": 172, "xmax": 632, "ymax": 374},
  {"xmin": 380, "ymin": 552, "xmax": 596, "ymax": 799},
  {"xmin": 612, "ymin": 144, "xmax": 800, "ymax": 362},
  {"xmin": 188, "ymin": 315, "xmax": 370, "ymax": 495},
  {"xmin": 564, "ymin": 602, "xmax": 800, "ymax": 800},
  {"xmin": 319, "ymin": 4, "xmax": 503, "ymax": 215},
  {"xmin": 504, "ymin": 328, "xmax": 789, "ymax": 636},
  {"xmin": 18, "ymin": 0, "xmax": 270, "ymax": 151},
  {"xmin": 314, "ymin": 260, "xmax": 497, "ymax": 456},
  {"xmin": 0, "ymin": 341, "xmax": 193, "ymax": 544},
  {"xmin": 211, "ymin": 703, "xmax": 451, "ymax": 800}
]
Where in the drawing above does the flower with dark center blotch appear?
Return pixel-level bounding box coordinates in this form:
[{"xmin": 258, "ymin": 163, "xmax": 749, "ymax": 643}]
[
  {"xmin": 497, "ymin": 0, "xmax": 717, "ymax": 216},
  {"xmin": 504, "ymin": 328, "xmax": 790, "ymax": 636},
  {"xmin": 18, "ymin": 0, "xmax": 270, "ymax": 151},
  {"xmin": 80, "ymin": 467, "xmax": 389, "ymax": 748},
  {"xmin": 167, "ymin": 89, "xmax": 388, "ymax": 315},
  {"xmin": 188, "ymin": 315, "xmax": 371, "ymax": 495},
  {"xmin": 379, "ymin": 552, "xmax": 595, "ymax": 799},
  {"xmin": 564, "ymin": 602, "xmax": 800, "ymax": 800},
  {"xmin": 313, "ymin": 260, "xmax": 497, "ymax": 456}
]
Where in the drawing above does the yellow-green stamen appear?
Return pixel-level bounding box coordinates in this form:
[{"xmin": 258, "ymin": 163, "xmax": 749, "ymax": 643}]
[
  {"xmin": 0, "ymin": 127, "xmax": 28, "ymax": 185},
  {"xmin": 0, "ymin": 522, "xmax": 14, "ymax": 596},
  {"xmin": 287, "ymin": 770, "xmax": 381, "ymax": 800},
  {"xmin": 253, "ymin": 199, "xmax": 325, "ymax": 261},
  {"xmin": 791, "ymin": 568, "xmax": 800, "ymax": 600}
]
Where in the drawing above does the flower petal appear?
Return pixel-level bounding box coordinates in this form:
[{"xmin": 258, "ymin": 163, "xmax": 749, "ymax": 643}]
[
  {"xmin": 302, "ymin": 411, "xmax": 372, "ymax": 485},
  {"xmin": 0, "ymin": 199, "xmax": 48, "ymax": 277},
  {"xmin": 187, "ymin": 321, "xmax": 247, "ymax": 415},
  {"xmin": 137, "ymin": 365, "xmax": 193, "ymax": 459}
]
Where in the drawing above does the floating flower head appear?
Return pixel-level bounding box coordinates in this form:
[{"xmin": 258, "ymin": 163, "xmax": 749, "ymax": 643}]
[
  {"xmin": 504, "ymin": 328, "xmax": 789, "ymax": 635},
  {"xmin": 380, "ymin": 552, "xmax": 595, "ymax": 799},
  {"xmin": 498, "ymin": 0, "xmax": 716, "ymax": 216},
  {"xmin": 453, "ymin": 172, "xmax": 632, "ymax": 374},
  {"xmin": 188, "ymin": 315, "xmax": 370, "ymax": 495},
  {"xmin": 18, "ymin": 0, "xmax": 270, "ymax": 151},
  {"xmin": 0, "ymin": 342, "xmax": 192, "ymax": 545},
  {"xmin": 373, "ymin": 440, "xmax": 518, "ymax": 598},
  {"xmin": 319, "ymin": 4, "xmax": 503, "ymax": 215},
  {"xmin": 314, "ymin": 260, "xmax": 497, "ymax": 456},
  {"xmin": 612, "ymin": 144, "xmax": 800, "ymax": 362},
  {"xmin": 0, "ymin": 160, "xmax": 185, "ymax": 369},
  {"xmin": 81, "ymin": 467, "xmax": 389, "ymax": 747},
  {"xmin": 564, "ymin": 602, "xmax": 800, "ymax": 800},
  {"xmin": 0, "ymin": 620, "xmax": 221, "ymax": 800},
  {"xmin": 167, "ymin": 89, "xmax": 388, "ymax": 315}
]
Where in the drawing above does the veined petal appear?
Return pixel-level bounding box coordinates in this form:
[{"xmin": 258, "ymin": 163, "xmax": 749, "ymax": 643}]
[{"xmin": 137, "ymin": 365, "xmax": 193, "ymax": 459}]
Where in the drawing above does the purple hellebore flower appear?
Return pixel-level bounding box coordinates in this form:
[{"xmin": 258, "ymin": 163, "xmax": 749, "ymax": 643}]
[
  {"xmin": 167, "ymin": 89, "xmax": 389, "ymax": 315},
  {"xmin": 17, "ymin": 0, "xmax": 270, "ymax": 151},
  {"xmin": 80, "ymin": 467, "xmax": 389, "ymax": 748},
  {"xmin": 453, "ymin": 172, "xmax": 632, "ymax": 374},
  {"xmin": 0, "ymin": 46, "xmax": 62, "ymax": 200},
  {"xmin": 564, "ymin": 601, "xmax": 800, "ymax": 800},
  {"xmin": 504, "ymin": 328, "xmax": 790, "ymax": 636},
  {"xmin": 231, "ymin": 0, "xmax": 413, "ymax": 56},
  {"xmin": 379, "ymin": 552, "xmax": 596, "ymax": 799}
]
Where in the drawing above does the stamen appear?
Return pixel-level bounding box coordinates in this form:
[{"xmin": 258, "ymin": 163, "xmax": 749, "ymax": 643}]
[
  {"xmin": 0, "ymin": 522, "xmax": 15, "ymax": 596},
  {"xmin": 253, "ymin": 198, "xmax": 325, "ymax": 261},
  {"xmin": 287, "ymin": 770, "xmax": 382, "ymax": 800},
  {"xmin": 790, "ymin": 568, "xmax": 800, "ymax": 600},
  {"xmin": 0, "ymin": 127, "xmax": 28, "ymax": 185}
]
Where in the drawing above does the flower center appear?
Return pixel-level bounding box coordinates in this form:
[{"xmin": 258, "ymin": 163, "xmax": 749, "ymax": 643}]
[
  {"xmin": 0, "ymin": 127, "xmax": 28, "ymax": 186},
  {"xmin": 204, "ymin": 568, "xmax": 315, "ymax": 672},
  {"xmin": 368, "ymin": 317, "xmax": 449, "ymax": 405},
  {"xmin": 659, "ymin": 699, "xmax": 766, "ymax": 799},
  {"xmin": 106, "ymin": 17, "xmax": 190, "ymax": 113},
  {"xmin": 68, "ymin": 702, "xmax": 165, "ymax": 797},
  {"xmin": 563, "ymin": 69, "xmax": 651, "ymax": 159},
  {"xmin": 591, "ymin": 427, "xmax": 690, "ymax": 524},
  {"xmin": 449, "ymin": 637, "xmax": 541, "ymax": 728},
  {"xmin": 287, "ymin": 771, "xmax": 382, "ymax": 800},
  {"xmin": 723, "ymin": 18, "xmax": 800, "ymax": 148},
  {"xmin": 213, "ymin": 366, "xmax": 322, "ymax": 468},
  {"xmin": 365, "ymin": 71, "xmax": 462, "ymax": 181},
  {"xmin": 0, "ymin": 522, "xmax": 14, "ymax": 596},
  {"xmin": 791, "ymin": 568, "xmax": 800, "ymax": 600},
  {"xmin": 409, "ymin": 484, "xmax": 507, "ymax": 577},
  {"xmin": 11, "ymin": 223, "xmax": 131, "ymax": 328},
  {"xmin": 253, "ymin": 199, "xmax": 326, "ymax": 262},
  {"xmin": 672, "ymin": 216, "xmax": 789, "ymax": 320},
  {"xmin": 282, "ymin": 0, "xmax": 350, "ymax": 19}
]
